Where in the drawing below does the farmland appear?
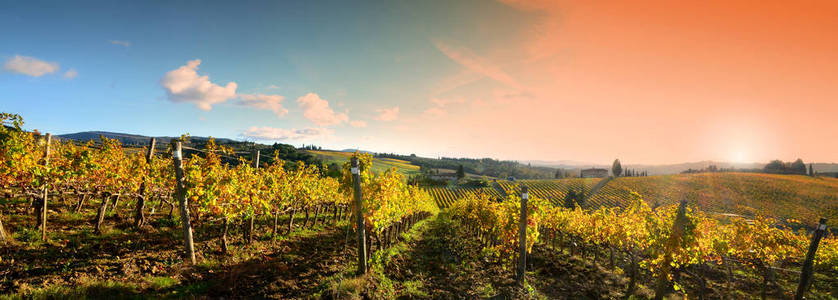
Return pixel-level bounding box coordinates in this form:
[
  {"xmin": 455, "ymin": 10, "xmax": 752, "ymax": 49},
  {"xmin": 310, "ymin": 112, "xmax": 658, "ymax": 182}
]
[
  {"xmin": 2, "ymin": 114, "xmax": 836, "ymax": 299},
  {"xmin": 304, "ymin": 149, "xmax": 421, "ymax": 176},
  {"xmin": 425, "ymin": 173, "xmax": 838, "ymax": 228}
]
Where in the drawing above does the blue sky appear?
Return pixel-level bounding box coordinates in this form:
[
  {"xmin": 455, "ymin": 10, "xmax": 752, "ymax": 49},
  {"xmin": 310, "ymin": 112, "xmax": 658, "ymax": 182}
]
[
  {"xmin": 3, "ymin": 1, "xmax": 837, "ymax": 164},
  {"xmin": 1, "ymin": 0, "xmax": 513, "ymax": 150}
]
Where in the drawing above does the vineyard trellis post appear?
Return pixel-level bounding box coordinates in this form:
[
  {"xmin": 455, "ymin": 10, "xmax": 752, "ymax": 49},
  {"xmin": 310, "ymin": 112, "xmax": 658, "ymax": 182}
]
[
  {"xmin": 172, "ymin": 140, "xmax": 196, "ymax": 264},
  {"xmin": 351, "ymin": 156, "xmax": 367, "ymax": 274},
  {"xmin": 134, "ymin": 137, "xmax": 156, "ymax": 228},
  {"xmin": 794, "ymin": 218, "xmax": 828, "ymax": 300},
  {"xmin": 247, "ymin": 150, "xmax": 259, "ymax": 244},
  {"xmin": 517, "ymin": 186, "xmax": 528, "ymax": 286},
  {"xmin": 40, "ymin": 133, "xmax": 51, "ymax": 241}
]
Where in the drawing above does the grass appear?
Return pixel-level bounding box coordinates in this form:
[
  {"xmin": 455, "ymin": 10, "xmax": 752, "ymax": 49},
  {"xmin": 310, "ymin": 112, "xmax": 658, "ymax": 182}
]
[{"xmin": 304, "ymin": 149, "xmax": 421, "ymax": 176}]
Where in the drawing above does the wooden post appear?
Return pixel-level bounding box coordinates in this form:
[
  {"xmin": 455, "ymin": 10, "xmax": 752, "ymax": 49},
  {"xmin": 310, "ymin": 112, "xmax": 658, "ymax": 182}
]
[
  {"xmin": 135, "ymin": 137, "xmax": 156, "ymax": 228},
  {"xmin": 172, "ymin": 141, "xmax": 196, "ymax": 264},
  {"xmin": 795, "ymin": 218, "xmax": 828, "ymax": 300},
  {"xmin": 0, "ymin": 210, "xmax": 8, "ymax": 245},
  {"xmin": 247, "ymin": 150, "xmax": 259, "ymax": 244},
  {"xmin": 352, "ymin": 157, "xmax": 367, "ymax": 274},
  {"xmin": 94, "ymin": 193, "xmax": 111, "ymax": 234},
  {"xmin": 517, "ymin": 186, "xmax": 528, "ymax": 285},
  {"xmin": 41, "ymin": 133, "xmax": 51, "ymax": 241}
]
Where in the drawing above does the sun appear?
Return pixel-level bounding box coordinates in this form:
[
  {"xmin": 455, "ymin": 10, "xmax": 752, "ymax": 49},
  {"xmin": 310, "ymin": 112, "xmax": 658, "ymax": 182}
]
[{"xmin": 729, "ymin": 149, "xmax": 749, "ymax": 164}]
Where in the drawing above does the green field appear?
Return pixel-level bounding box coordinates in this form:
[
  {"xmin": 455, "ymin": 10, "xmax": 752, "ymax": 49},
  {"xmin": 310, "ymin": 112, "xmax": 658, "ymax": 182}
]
[{"xmin": 304, "ymin": 150, "xmax": 421, "ymax": 176}]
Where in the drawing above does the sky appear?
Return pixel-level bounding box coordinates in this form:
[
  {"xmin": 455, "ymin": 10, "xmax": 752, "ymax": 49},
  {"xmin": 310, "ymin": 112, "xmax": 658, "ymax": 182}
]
[{"xmin": 2, "ymin": 0, "xmax": 837, "ymax": 165}]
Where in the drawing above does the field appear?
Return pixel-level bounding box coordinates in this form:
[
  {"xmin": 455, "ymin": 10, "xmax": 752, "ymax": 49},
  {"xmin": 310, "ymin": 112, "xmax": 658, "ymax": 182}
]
[
  {"xmin": 304, "ymin": 150, "xmax": 421, "ymax": 176},
  {"xmin": 587, "ymin": 173, "xmax": 838, "ymax": 228},
  {"xmin": 424, "ymin": 173, "xmax": 838, "ymax": 228},
  {"xmin": 2, "ymin": 119, "xmax": 836, "ymax": 299},
  {"xmin": 422, "ymin": 178, "xmax": 602, "ymax": 208}
]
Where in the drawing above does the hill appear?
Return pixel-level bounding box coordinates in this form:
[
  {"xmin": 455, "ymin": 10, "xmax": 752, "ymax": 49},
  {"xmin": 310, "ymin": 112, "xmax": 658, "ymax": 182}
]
[
  {"xmin": 587, "ymin": 172, "xmax": 838, "ymax": 228},
  {"xmin": 57, "ymin": 131, "xmax": 238, "ymax": 146},
  {"xmin": 529, "ymin": 160, "xmax": 838, "ymax": 176},
  {"xmin": 305, "ymin": 149, "xmax": 421, "ymax": 176},
  {"xmin": 425, "ymin": 173, "xmax": 838, "ymax": 228}
]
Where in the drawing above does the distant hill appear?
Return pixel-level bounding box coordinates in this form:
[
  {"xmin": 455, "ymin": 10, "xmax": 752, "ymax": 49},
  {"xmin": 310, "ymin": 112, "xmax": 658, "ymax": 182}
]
[
  {"xmin": 57, "ymin": 131, "xmax": 237, "ymax": 147},
  {"xmin": 306, "ymin": 149, "xmax": 420, "ymax": 176},
  {"xmin": 529, "ymin": 160, "xmax": 838, "ymax": 175},
  {"xmin": 586, "ymin": 172, "xmax": 838, "ymax": 228}
]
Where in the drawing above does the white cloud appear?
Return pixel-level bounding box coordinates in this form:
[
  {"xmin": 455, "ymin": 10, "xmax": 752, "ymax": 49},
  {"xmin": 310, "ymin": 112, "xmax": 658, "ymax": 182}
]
[
  {"xmin": 266, "ymin": 84, "xmax": 280, "ymax": 90},
  {"xmin": 431, "ymin": 97, "xmax": 466, "ymax": 107},
  {"xmin": 63, "ymin": 69, "xmax": 78, "ymax": 79},
  {"xmin": 349, "ymin": 120, "xmax": 368, "ymax": 128},
  {"xmin": 296, "ymin": 93, "xmax": 349, "ymax": 126},
  {"xmin": 110, "ymin": 40, "xmax": 131, "ymax": 47},
  {"xmin": 3, "ymin": 55, "xmax": 59, "ymax": 77},
  {"xmin": 242, "ymin": 126, "xmax": 333, "ymax": 141},
  {"xmin": 238, "ymin": 93, "xmax": 288, "ymax": 117},
  {"xmin": 160, "ymin": 59, "xmax": 238, "ymax": 111},
  {"xmin": 374, "ymin": 107, "xmax": 399, "ymax": 121}
]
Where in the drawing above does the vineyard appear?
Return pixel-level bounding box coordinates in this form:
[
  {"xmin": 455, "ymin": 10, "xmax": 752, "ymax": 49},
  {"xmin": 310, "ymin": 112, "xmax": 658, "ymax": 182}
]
[
  {"xmin": 449, "ymin": 190, "xmax": 838, "ymax": 299},
  {"xmin": 423, "ymin": 178, "xmax": 601, "ymax": 208},
  {"xmin": 1, "ymin": 112, "xmax": 836, "ymax": 299},
  {"xmin": 0, "ymin": 113, "xmax": 436, "ymax": 297},
  {"xmin": 426, "ymin": 174, "xmax": 838, "ymax": 229},
  {"xmin": 586, "ymin": 173, "xmax": 838, "ymax": 228}
]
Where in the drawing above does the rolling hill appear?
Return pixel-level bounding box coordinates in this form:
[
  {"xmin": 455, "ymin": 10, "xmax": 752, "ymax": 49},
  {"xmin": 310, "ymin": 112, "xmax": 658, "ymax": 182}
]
[
  {"xmin": 305, "ymin": 149, "xmax": 421, "ymax": 176},
  {"xmin": 426, "ymin": 173, "xmax": 838, "ymax": 228}
]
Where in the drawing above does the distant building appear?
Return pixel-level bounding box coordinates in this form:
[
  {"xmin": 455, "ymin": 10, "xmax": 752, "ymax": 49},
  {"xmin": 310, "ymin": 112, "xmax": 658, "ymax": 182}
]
[{"xmin": 581, "ymin": 168, "xmax": 608, "ymax": 178}]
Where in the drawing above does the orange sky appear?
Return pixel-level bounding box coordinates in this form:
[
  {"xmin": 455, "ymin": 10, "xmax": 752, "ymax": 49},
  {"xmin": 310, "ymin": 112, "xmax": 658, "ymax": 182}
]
[{"xmin": 383, "ymin": 0, "xmax": 838, "ymax": 164}]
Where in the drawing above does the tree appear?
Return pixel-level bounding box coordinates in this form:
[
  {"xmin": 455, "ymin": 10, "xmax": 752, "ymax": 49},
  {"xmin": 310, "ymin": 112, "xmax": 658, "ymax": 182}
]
[
  {"xmin": 612, "ymin": 159, "xmax": 622, "ymax": 177},
  {"xmin": 563, "ymin": 189, "xmax": 577, "ymax": 209},
  {"xmin": 790, "ymin": 159, "xmax": 806, "ymax": 175},
  {"xmin": 764, "ymin": 160, "xmax": 786, "ymax": 174},
  {"xmin": 809, "ymin": 163, "xmax": 814, "ymax": 176},
  {"xmin": 456, "ymin": 165, "xmax": 465, "ymax": 180}
]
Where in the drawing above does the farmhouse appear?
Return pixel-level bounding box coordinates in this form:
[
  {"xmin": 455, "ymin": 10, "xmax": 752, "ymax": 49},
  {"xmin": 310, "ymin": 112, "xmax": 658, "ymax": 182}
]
[{"xmin": 580, "ymin": 168, "xmax": 608, "ymax": 178}]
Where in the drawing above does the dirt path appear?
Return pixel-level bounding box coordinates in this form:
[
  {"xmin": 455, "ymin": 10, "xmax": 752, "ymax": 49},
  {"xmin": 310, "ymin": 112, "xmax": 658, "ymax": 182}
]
[
  {"xmin": 378, "ymin": 212, "xmax": 628, "ymax": 299},
  {"xmin": 202, "ymin": 224, "xmax": 357, "ymax": 299}
]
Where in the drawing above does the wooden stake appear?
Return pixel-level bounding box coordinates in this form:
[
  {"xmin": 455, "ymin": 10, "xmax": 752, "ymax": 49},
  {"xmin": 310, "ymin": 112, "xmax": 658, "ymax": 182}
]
[
  {"xmin": 795, "ymin": 218, "xmax": 828, "ymax": 300},
  {"xmin": 172, "ymin": 141, "xmax": 196, "ymax": 264},
  {"xmin": 41, "ymin": 133, "xmax": 51, "ymax": 241},
  {"xmin": 135, "ymin": 137, "xmax": 156, "ymax": 228},
  {"xmin": 517, "ymin": 186, "xmax": 528, "ymax": 286},
  {"xmin": 352, "ymin": 157, "xmax": 367, "ymax": 274}
]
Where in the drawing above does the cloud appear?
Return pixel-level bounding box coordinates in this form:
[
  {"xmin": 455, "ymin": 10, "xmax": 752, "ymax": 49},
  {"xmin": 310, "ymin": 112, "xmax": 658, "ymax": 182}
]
[
  {"xmin": 374, "ymin": 107, "xmax": 400, "ymax": 121},
  {"xmin": 423, "ymin": 107, "xmax": 447, "ymax": 118},
  {"xmin": 296, "ymin": 93, "xmax": 349, "ymax": 126},
  {"xmin": 241, "ymin": 126, "xmax": 333, "ymax": 141},
  {"xmin": 432, "ymin": 40, "xmax": 522, "ymax": 90},
  {"xmin": 3, "ymin": 55, "xmax": 60, "ymax": 77},
  {"xmin": 109, "ymin": 40, "xmax": 131, "ymax": 47},
  {"xmin": 431, "ymin": 97, "xmax": 466, "ymax": 107},
  {"xmin": 160, "ymin": 59, "xmax": 238, "ymax": 111},
  {"xmin": 63, "ymin": 69, "xmax": 78, "ymax": 79},
  {"xmin": 266, "ymin": 84, "xmax": 280, "ymax": 90},
  {"xmin": 349, "ymin": 120, "xmax": 368, "ymax": 128},
  {"xmin": 237, "ymin": 93, "xmax": 288, "ymax": 117}
]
